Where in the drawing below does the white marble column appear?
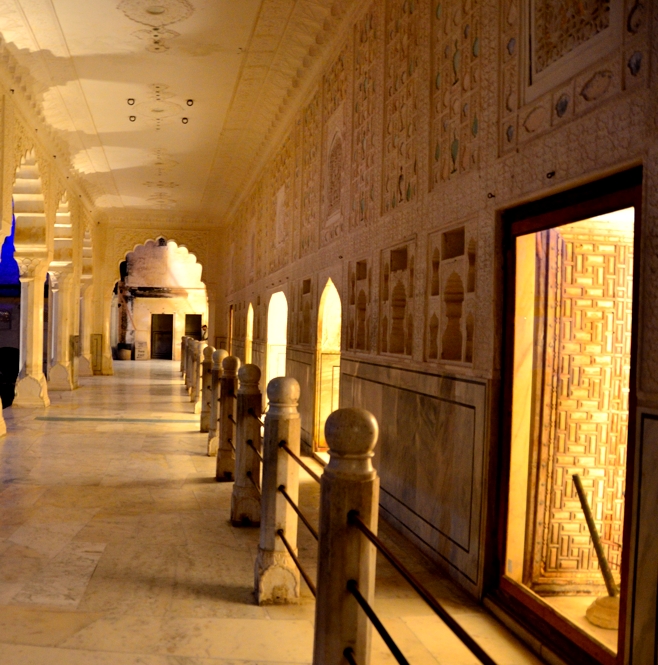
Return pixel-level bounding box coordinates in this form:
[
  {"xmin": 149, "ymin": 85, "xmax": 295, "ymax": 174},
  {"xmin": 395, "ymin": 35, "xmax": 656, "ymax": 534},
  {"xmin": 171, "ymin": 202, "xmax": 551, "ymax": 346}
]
[
  {"xmin": 78, "ymin": 284, "xmax": 94, "ymax": 377},
  {"xmin": 312, "ymin": 408, "xmax": 379, "ymax": 665},
  {"xmin": 255, "ymin": 377, "xmax": 301, "ymax": 605},
  {"xmin": 231, "ymin": 364, "xmax": 262, "ymax": 526},
  {"xmin": 49, "ymin": 270, "xmax": 77, "ymax": 391},
  {"xmin": 208, "ymin": 348, "xmax": 228, "ymax": 456},
  {"xmin": 14, "ymin": 259, "xmax": 50, "ymax": 407},
  {"xmin": 100, "ymin": 289, "xmax": 114, "ymax": 375}
]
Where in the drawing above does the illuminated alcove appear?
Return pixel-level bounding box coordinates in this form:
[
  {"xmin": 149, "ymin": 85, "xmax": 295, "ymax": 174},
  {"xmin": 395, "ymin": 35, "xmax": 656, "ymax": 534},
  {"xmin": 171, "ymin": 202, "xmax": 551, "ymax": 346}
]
[{"xmin": 315, "ymin": 278, "xmax": 341, "ymax": 450}]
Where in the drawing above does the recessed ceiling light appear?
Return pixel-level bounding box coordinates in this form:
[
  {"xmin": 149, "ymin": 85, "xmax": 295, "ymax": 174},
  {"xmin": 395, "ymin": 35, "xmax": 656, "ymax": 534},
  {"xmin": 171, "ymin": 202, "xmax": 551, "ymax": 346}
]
[
  {"xmin": 181, "ymin": 117, "xmax": 189, "ymax": 124},
  {"xmin": 146, "ymin": 6, "xmax": 165, "ymax": 14},
  {"xmin": 127, "ymin": 98, "xmax": 135, "ymax": 105},
  {"xmin": 129, "ymin": 115, "xmax": 136, "ymax": 122},
  {"xmin": 186, "ymin": 99, "xmax": 194, "ymax": 106}
]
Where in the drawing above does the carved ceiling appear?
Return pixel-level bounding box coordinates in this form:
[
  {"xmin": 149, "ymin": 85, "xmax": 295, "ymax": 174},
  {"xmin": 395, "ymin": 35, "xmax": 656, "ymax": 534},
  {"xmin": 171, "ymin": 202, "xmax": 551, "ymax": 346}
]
[{"xmin": 0, "ymin": 0, "xmax": 348, "ymax": 222}]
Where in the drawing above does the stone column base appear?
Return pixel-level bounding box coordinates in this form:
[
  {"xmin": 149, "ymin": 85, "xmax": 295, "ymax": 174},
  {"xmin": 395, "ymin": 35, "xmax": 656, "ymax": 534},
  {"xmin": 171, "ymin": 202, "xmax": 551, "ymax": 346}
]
[
  {"xmin": 101, "ymin": 354, "xmax": 114, "ymax": 376},
  {"xmin": 207, "ymin": 433, "xmax": 218, "ymax": 456},
  {"xmin": 48, "ymin": 363, "xmax": 74, "ymax": 391},
  {"xmin": 215, "ymin": 449, "xmax": 234, "ymax": 481},
  {"xmin": 230, "ymin": 486, "xmax": 261, "ymax": 526},
  {"xmin": 14, "ymin": 375, "xmax": 50, "ymax": 407},
  {"xmin": 254, "ymin": 548, "xmax": 300, "ymax": 605},
  {"xmin": 78, "ymin": 355, "xmax": 93, "ymax": 377}
]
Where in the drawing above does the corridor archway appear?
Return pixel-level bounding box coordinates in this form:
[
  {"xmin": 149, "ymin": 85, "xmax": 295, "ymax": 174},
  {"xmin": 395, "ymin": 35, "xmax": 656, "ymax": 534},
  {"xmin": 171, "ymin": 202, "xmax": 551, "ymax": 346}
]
[
  {"xmin": 314, "ymin": 278, "xmax": 341, "ymax": 450},
  {"xmin": 266, "ymin": 291, "xmax": 288, "ymax": 388},
  {"xmin": 245, "ymin": 303, "xmax": 254, "ymax": 364},
  {"xmin": 112, "ymin": 238, "xmax": 207, "ymax": 361}
]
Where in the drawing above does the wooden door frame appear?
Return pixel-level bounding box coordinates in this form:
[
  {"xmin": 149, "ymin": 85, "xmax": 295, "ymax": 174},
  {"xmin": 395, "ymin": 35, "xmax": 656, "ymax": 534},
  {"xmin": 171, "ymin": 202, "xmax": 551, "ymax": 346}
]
[{"xmin": 485, "ymin": 166, "xmax": 643, "ymax": 665}]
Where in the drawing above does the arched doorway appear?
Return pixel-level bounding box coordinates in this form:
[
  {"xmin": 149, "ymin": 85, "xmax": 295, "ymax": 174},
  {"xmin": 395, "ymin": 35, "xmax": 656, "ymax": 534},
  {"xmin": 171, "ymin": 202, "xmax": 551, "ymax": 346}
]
[
  {"xmin": 112, "ymin": 238, "xmax": 207, "ymax": 361},
  {"xmin": 266, "ymin": 292, "xmax": 288, "ymax": 388},
  {"xmin": 245, "ymin": 303, "xmax": 254, "ymax": 364},
  {"xmin": 315, "ymin": 279, "xmax": 341, "ymax": 450}
]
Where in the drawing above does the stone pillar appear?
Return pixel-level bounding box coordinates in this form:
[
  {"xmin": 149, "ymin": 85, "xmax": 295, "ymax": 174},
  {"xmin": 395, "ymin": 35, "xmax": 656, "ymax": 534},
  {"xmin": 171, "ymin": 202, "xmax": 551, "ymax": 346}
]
[
  {"xmin": 185, "ymin": 338, "xmax": 193, "ymax": 392},
  {"xmin": 200, "ymin": 345, "xmax": 214, "ymax": 431},
  {"xmin": 14, "ymin": 259, "xmax": 49, "ymax": 407},
  {"xmin": 216, "ymin": 355, "xmax": 240, "ymax": 481},
  {"xmin": 78, "ymin": 284, "xmax": 94, "ymax": 377},
  {"xmin": 254, "ymin": 377, "xmax": 301, "ymax": 605},
  {"xmin": 49, "ymin": 271, "xmax": 76, "ymax": 391},
  {"xmin": 193, "ymin": 341, "xmax": 207, "ymax": 415},
  {"xmin": 100, "ymin": 289, "xmax": 114, "ymax": 375},
  {"xmin": 208, "ymin": 348, "xmax": 228, "ymax": 456},
  {"xmin": 231, "ymin": 364, "xmax": 263, "ymax": 526},
  {"xmin": 312, "ymin": 408, "xmax": 380, "ymax": 665}
]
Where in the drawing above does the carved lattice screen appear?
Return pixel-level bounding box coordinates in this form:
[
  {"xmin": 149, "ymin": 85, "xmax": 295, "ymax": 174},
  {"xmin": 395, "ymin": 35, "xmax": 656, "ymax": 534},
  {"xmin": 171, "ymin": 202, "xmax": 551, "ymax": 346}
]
[{"xmin": 528, "ymin": 221, "xmax": 632, "ymax": 593}]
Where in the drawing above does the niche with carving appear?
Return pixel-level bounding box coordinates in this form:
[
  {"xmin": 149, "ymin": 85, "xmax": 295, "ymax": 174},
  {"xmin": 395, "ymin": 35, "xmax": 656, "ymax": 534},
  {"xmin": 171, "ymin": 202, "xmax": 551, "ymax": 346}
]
[
  {"xmin": 296, "ymin": 278, "xmax": 313, "ymax": 345},
  {"xmin": 380, "ymin": 241, "xmax": 415, "ymax": 356},
  {"xmin": 426, "ymin": 222, "xmax": 477, "ymax": 363},
  {"xmin": 348, "ymin": 259, "xmax": 371, "ymax": 352}
]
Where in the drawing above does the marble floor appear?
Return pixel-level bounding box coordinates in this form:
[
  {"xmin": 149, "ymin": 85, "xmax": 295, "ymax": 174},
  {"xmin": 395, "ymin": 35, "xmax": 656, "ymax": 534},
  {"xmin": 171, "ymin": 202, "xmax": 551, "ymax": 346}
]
[{"xmin": 0, "ymin": 360, "xmax": 544, "ymax": 665}]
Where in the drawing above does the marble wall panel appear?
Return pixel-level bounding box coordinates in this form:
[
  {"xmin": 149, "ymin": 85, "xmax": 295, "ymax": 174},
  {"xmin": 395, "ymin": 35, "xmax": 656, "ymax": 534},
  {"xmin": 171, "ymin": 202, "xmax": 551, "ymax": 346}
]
[
  {"xmin": 286, "ymin": 347, "xmax": 315, "ymax": 445},
  {"xmin": 340, "ymin": 357, "xmax": 486, "ymax": 593}
]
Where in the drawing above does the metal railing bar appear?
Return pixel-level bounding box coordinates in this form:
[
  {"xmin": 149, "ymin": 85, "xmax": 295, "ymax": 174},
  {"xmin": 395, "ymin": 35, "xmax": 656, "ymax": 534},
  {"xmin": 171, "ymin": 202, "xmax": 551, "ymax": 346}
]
[
  {"xmin": 246, "ymin": 471, "xmax": 261, "ymax": 495},
  {"xmin": 348, "ymin": 512, "xmax": 497, "ymax": 665},
  {"xmin": 278, "ymin": 485, "xmax": 318, "ymax": 541},
  {"xmin": 347, "ymin": 579, "xmax": 409, "ymax": 665},
  {"xmin": 246, "ymin": 439, "xmax": 263, "ymax": 462},
  {"xmin": 228, "ymin": 414, "xmax": 237, "ymax": 425},
  {"xmin": 279, "ymin": 442, "xmax": 322, "ymax": 484},
  {"xmin": 277, "ymin": 529, "xmax": 316, "ymax": 597},
  {"xmin": 227, "ymin": 437, "xmax": 235, "ymax": 452},
  {"xmin": 248, "ymin": 408, "xmax": 265, "ymax": 428},
  {"xmin": 313, "ymin": 454, "xmax": 328, "ymax": 468},
  {"xmin": 343, "ymin": 647, "xmax": 358, "ymax": 665}
]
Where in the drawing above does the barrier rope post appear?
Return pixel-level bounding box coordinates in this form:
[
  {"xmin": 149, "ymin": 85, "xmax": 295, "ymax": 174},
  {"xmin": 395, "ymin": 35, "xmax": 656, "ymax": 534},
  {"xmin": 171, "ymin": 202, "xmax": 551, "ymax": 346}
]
[
  {"xmin": 200, "ymin": 345, "xmax": 214, "ymax": 432},
  {"xmin": 231, "ymin": 364, "xmax": 263, "ymax": 526},
  {"xmin": 180, "ymin": 336, "xmax": 187, "ymax": 376},
  {"xmin": 216, "ymin": 355, "xmax": 240, "ymax": 481},
  {"xmin": 312, "ymin": 408, "xmax": 379, "ymax": 665},
  {"xmin": 207, "ymin": 349, "xmax": 228, "ymax": 456},
  {"xmin": 193, "ymin": 341, "xmax": 207, "ymax": 415},
  {"xmin": 255, "ymin": 377, "xmax": 302, "ymax": 605},
  {"xmin": 189, "ymin": 340, "xmax": 200, "ymax": 401},
  {"xmin": 185, "ymin": 338, "xmax": 194, "ymax": 395}
]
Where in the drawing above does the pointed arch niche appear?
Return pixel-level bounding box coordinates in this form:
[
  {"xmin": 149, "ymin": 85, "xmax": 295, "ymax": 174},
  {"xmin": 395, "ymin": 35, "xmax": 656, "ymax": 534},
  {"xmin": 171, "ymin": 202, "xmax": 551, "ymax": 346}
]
[
  {"xmin": 111, "ymin": 237, "xmax": 207, "ymax": 361},
  {"xmin": 266, "ymin": 291, "xmax": 288, "ymax": 388},
  {"xmin": 245, "ymin": 303, "xmax": 254, "ymax": 364},
  {"xmin": 315, "ymin": 278, "xmax": 342, "ymax": 451}
]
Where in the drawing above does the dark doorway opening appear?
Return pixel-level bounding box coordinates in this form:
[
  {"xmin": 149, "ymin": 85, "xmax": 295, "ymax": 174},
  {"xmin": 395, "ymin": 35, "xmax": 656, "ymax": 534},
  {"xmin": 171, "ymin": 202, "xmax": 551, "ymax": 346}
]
[
  {"xmin": 151, "ymin": 314, "xmax": 173, "ymax": 359},
  {"xmin": 185, "ymin": 313, "xmax": 202, "ymax": 340}
]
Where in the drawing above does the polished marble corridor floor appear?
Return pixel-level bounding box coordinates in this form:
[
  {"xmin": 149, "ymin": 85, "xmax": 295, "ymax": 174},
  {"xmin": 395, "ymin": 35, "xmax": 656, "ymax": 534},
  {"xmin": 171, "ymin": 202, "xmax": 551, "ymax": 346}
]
[{"xmin": 0, "ymin": 361, "xmax": 543, "ymax": 664}]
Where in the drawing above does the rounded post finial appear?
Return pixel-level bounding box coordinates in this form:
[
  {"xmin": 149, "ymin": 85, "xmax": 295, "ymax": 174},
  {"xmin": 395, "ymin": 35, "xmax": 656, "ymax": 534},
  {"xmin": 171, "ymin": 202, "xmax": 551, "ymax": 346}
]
[
  {"xmin": 203, "ymin": 345, "xmax": 214, "ymax": 361},
  {"xmin": 238, "ymin": 363, "xmax": 261, "ymax": 386},
  {"xmin": 325, "ymin": 408, "xmax": 378, "ymax": 457},
  {"xmin": 267, "ymin": 376, "xmax": 300, "ymax": 406},
  {"xmin": 222, "ymin": 355, "xmax": 241, "ymax": 376},
  {"xmin": 212, "ymin": 348, "xmax": 228, "ymax": 369}
]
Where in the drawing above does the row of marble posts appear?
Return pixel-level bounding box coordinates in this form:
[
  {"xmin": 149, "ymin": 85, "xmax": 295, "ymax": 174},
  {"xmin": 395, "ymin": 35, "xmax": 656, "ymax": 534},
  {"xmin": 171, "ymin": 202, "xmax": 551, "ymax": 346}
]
[{"xmin": 181, "ymin": 340, "xmax": 381, "ymax": 664}]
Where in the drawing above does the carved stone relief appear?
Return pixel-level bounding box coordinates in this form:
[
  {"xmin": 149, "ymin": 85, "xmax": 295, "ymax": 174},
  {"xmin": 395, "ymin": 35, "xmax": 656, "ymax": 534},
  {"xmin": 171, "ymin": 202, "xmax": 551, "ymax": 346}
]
[
  {"xmin": 431, "ymin": 0, "xmax": 482, "ymax": 185},
  {"xmin": 351, "ymin": 5, "xmax": 381, "ymax": 229},
  {"xmin": 268, "ymin": 135, "xmax": 294, "ymax": 273},
  {"xmin": 426, "ymin": 222, "xmax": 476, "ymax": 364},
  {"xmin": 382, "ymin": 0, "xmax": 420, "ymax": 213},
  {"xmin": 297, "ymin": 277, "xmax": 314, "ymax": 346},
  {"xmin": 347, "ymin": 258, "xmax": 372, "ymax": 352},
  {"xmin": 301, "ymin": 91, "xmax": 321, "ymax": 256},
  {"xmin": 379, "ymin": 240, "xmax": 416, "ymax": 356}
]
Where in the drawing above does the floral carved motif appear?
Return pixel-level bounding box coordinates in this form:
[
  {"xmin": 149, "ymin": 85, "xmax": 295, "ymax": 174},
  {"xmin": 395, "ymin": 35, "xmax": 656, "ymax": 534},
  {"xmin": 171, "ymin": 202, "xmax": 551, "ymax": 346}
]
[
  {"xmin": 431, "ymin": 0, "xmax": 481, "ymax": 184},
  {"xmin": 533, "ymin": 0, "xmax": 610, "ymax": 75},
  {"xmin": 382, "ymin": 0, "xmax": 419, "ymax": 213},
  {"xmin": 351, "ymin": 5, "xmax": 380, "ymax": 228},
  {"xmin": 301, "ymin": 92, "xmax": 321, "ymax": 256}
]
